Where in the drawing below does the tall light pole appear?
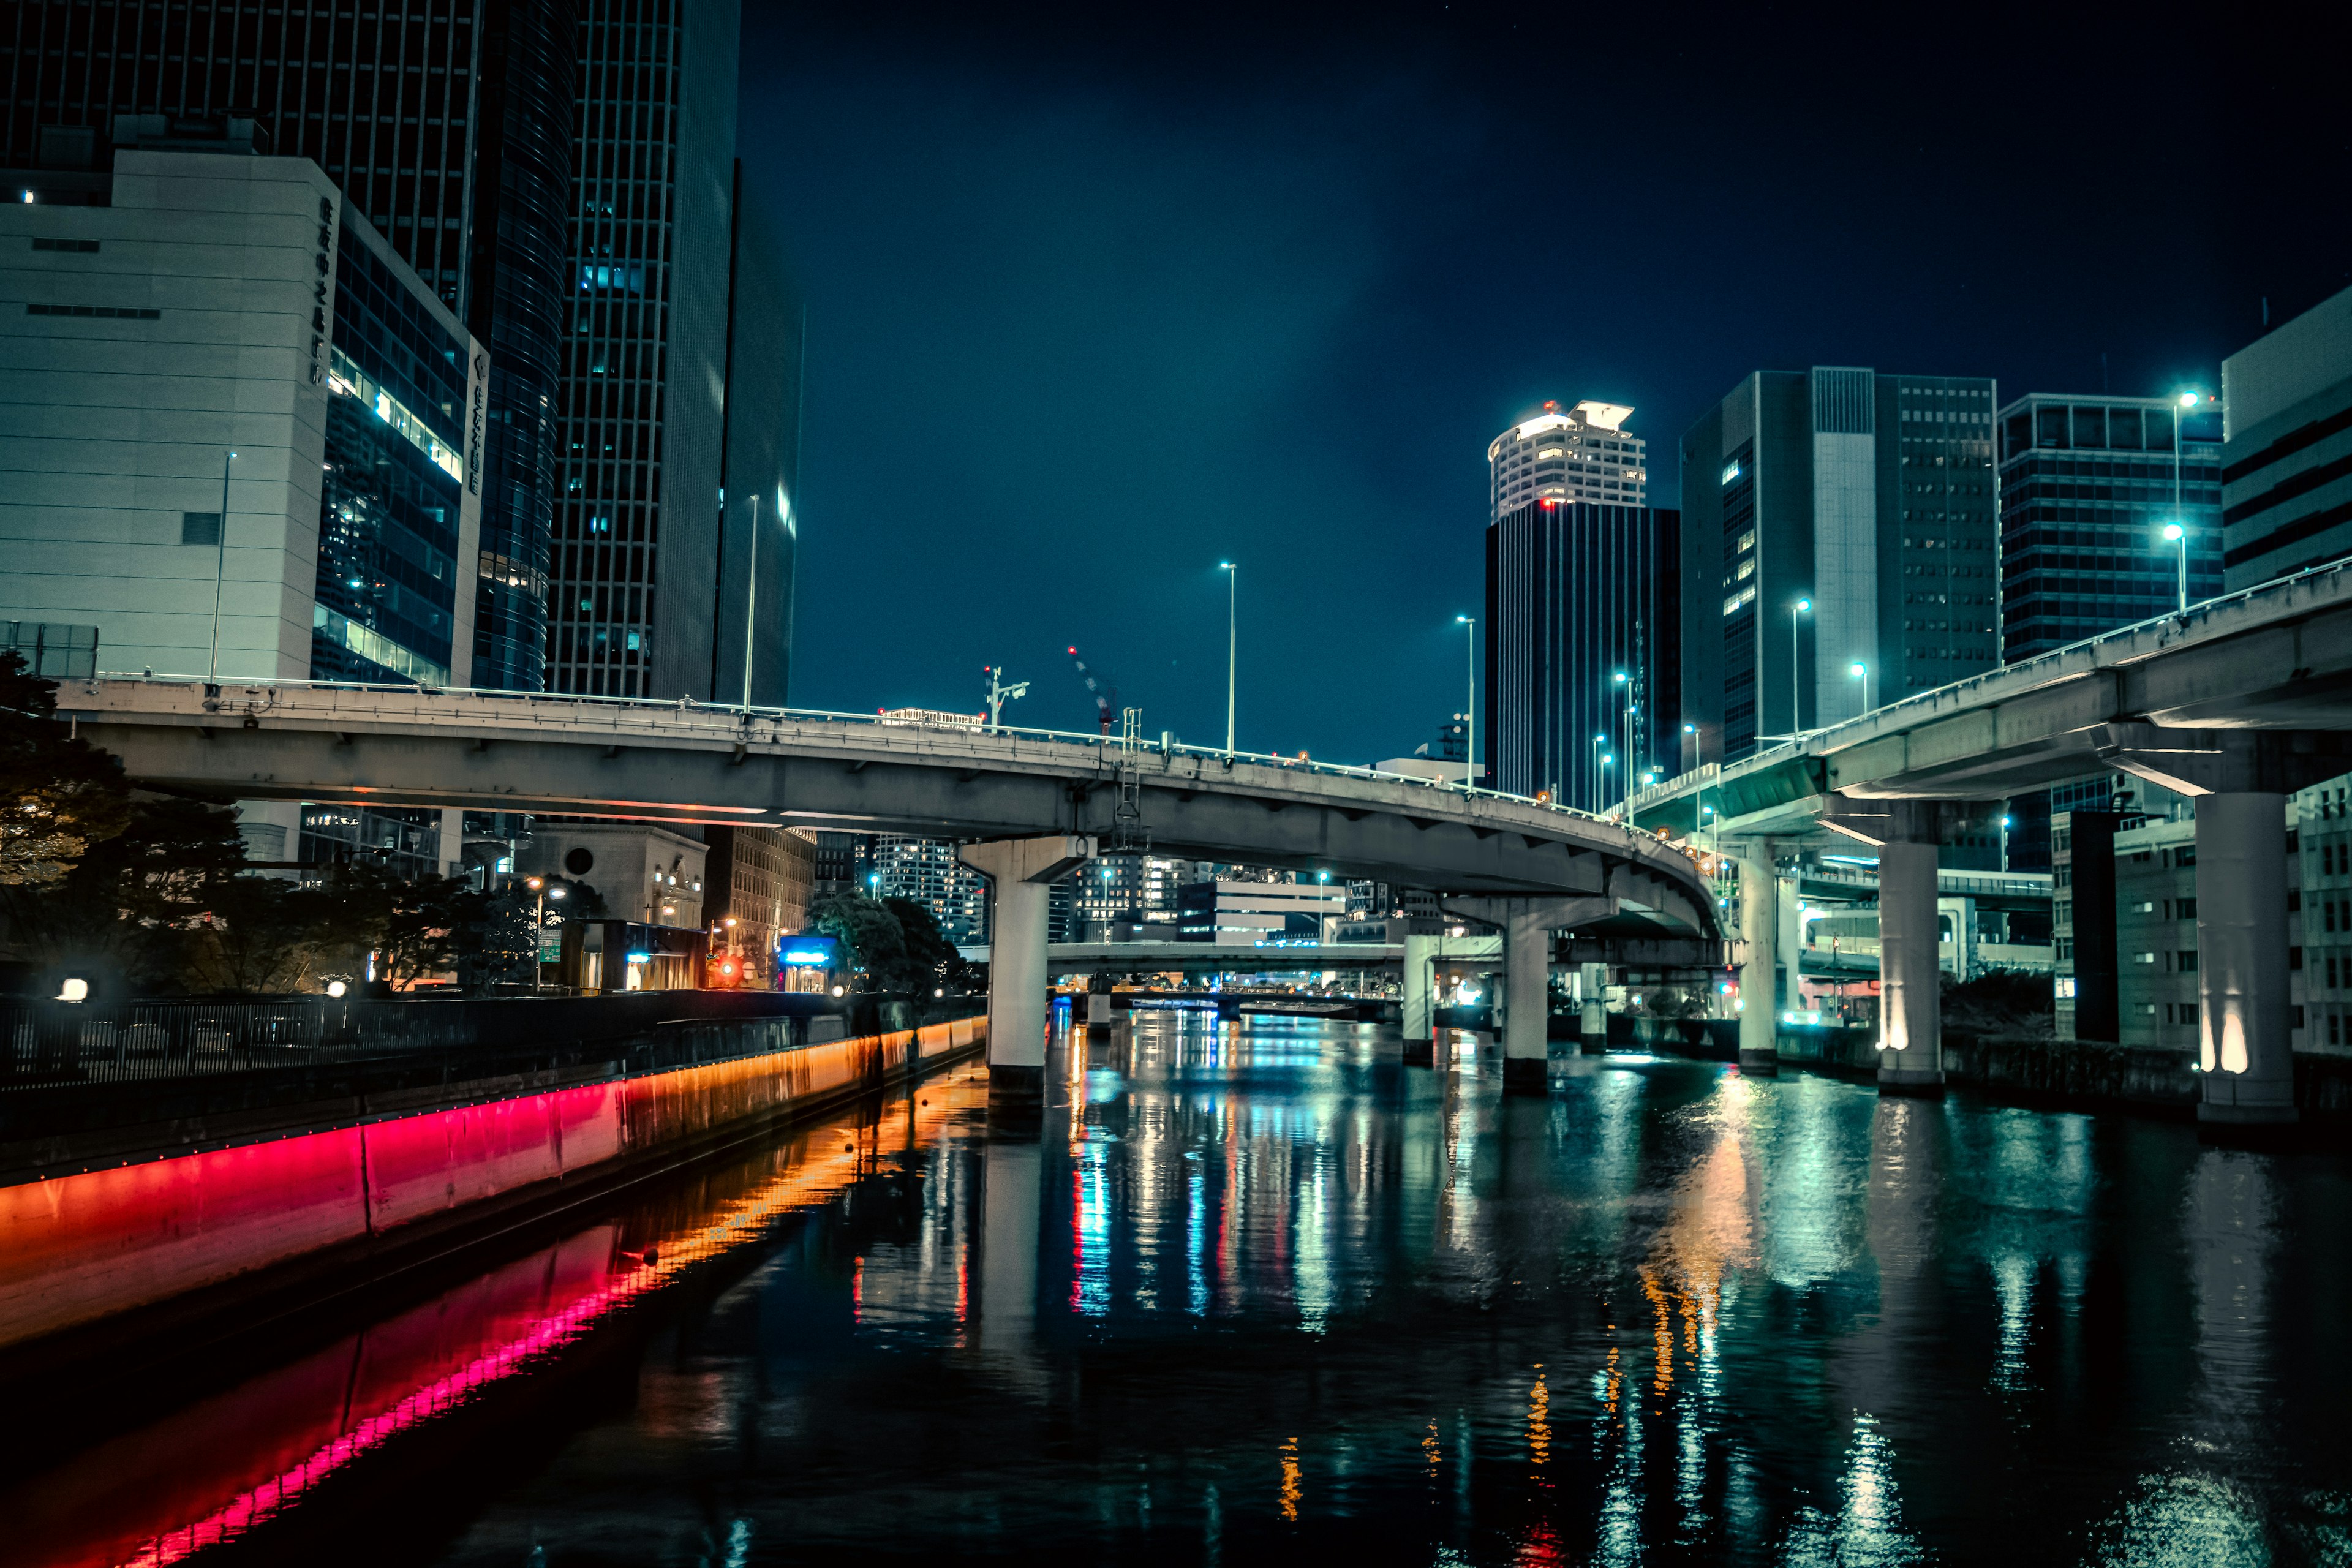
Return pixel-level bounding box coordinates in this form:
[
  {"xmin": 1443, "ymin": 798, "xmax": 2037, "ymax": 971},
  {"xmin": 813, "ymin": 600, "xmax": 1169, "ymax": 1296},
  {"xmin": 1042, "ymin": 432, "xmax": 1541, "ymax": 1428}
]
[
  {"xmin": 2169, "ymin": 391, "xmax": 2201, "ymax": 613},
  {"xmin": 1219, "ymin": 562, "xmax": 1237, "ymax": 755},
  {"xmin": 1849, "ymin": 660, "xmax": 1872, "ymax": 716},
  {"xmin": 739, "ymin": 494, "xmax": 761, "ymax": 709},
  {"xmin": 1789, "ymin": 598, "xmax": 1811, "ymax": 738},
  {"xmin": 1590, "ymin": 733, "xmax": 1605, "ymax": 813},
  {"xmin": 208, "ymin": 450, "xmax": 236, "ymax": 684},
  {"xmin": 1613, "ymin": 669, "xmax": 1631, "ymax": 786},
  {"xmin": 1455, "ymin": 615, "xmax": 1476, "ymax": 793}
]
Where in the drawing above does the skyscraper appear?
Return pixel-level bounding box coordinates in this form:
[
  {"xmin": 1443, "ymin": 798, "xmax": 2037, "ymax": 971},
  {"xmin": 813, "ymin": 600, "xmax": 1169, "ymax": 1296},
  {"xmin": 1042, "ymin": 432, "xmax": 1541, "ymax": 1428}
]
[
  {"xmin": 1996, "ymin": 393, "xmax": 2223, "ymax": 662},
  {"xmin": 1679, "ymin": 368, "xmax": 1999, "ymax": 763},
  {"xmin": 545, "ymin": 0, "xmax": 775, "ymax": 702},
  {"xmin": 1485, "ymin": 499, "xmax": 1680, "ymax": 809},
  {"xmin": 1, "ymin": 0, "xmax": 579, "ymax": 693},
  {"xmin": 1487, "ymin": 400, "xmax": 1648, "ymax": 521}
]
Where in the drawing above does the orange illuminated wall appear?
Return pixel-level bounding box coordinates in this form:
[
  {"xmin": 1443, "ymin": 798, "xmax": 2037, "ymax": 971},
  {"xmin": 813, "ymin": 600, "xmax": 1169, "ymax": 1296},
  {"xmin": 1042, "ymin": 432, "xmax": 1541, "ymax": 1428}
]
[{"xmin": 0, "ymin": 1017, "xmax": 982, "ymax": 1354}]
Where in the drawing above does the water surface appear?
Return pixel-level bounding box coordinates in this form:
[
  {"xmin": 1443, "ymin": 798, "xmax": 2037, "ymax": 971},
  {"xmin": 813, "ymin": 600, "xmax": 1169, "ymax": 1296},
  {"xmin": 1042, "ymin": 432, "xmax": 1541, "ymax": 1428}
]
[{"xmin": 20, "ymin": 1016, "xmax": 2352, "ymax": 1566}]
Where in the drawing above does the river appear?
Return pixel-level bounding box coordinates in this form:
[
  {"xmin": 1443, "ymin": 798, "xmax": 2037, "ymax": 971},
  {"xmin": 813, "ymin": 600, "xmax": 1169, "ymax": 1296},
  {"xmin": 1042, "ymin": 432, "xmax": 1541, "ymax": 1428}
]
[{"xmin": 15, "ymin": 1014, "xmax": 2351, "ymax": 1566}]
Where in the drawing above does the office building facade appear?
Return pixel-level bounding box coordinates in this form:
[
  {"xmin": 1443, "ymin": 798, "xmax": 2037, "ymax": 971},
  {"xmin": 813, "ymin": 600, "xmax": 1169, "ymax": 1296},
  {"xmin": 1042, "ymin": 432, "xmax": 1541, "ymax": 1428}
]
[
  {"xmin": 2219, "ymin": 283, "xmax": 2352, "ymax": 590},
  {"xmin": 1485, "ymin": 499, "xmax": 1680, "ymax": 808},
  {"xmin": 1679, "ymin": 368, "xmax": 1998, "ymax": 763},
  {"xmin": 1997, "ymin": 393, "xmax": 2224, "ymax": 661},
  {"xmin": 2, "ymin": 0, "xmax": 579, "ymax": 694},
  {"xmin": 545, "ymin": 0, "xmax": 756, "ymax": 701},
  {"xmin": 1488, "ymin": 399, "xmax": 1647, "ymax": 520},
  {"xmin": 1177, "ymin": 880, "xmax": 1348, "ymax": 947},
  {"xmin": 0, "ymin": 152, "xmax": 482, "ymax": 687}
]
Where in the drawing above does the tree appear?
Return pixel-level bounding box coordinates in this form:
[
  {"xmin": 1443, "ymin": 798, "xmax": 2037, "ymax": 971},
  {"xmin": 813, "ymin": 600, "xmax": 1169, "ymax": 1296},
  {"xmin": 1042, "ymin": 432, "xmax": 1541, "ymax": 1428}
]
[
  {"xmin": 0, "ymin": 651, "xmax": 130, "ymax": 887},
  {"xmin": 884, "ymin": 896, "xmax": 974, "ymax": 994},
  {"xmin": 0, "ymin": 794, "xmax": 253, "ymax": 995},
  {"xmin": 328, "ymin": 861, "xmax": 487, "ymax": 986},
  {"xmin": 181, "ymin": 873, "xmax": 349, "ymax": 995},
  {"xmin": 807, "ymin": 891, "xmax": 910, "ymax": 992}
]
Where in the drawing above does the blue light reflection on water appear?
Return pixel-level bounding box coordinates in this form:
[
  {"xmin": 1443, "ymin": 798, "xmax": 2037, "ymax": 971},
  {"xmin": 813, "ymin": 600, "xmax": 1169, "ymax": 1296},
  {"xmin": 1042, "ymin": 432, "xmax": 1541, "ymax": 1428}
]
[{"xmin": 389, "ymin": 1012, "xmax": 2351, "ymax": 1566}]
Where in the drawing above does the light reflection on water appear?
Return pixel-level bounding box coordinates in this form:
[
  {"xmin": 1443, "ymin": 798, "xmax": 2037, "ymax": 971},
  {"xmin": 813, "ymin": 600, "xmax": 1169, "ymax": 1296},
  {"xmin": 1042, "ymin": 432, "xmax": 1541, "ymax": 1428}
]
[{"xmin": 18, "ymin": 1014, "xmax": 2352, "ymax": 1566}]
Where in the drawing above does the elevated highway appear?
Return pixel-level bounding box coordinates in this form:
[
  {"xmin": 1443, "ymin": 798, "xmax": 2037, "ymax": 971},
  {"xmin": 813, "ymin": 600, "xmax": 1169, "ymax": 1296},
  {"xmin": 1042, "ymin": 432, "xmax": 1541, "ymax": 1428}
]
[
  {"xmin": 60, "ymin": 677, "xmax": 1722, "ymax": 1104},
  {"xmin": 1627, "ymin": 556, "xmax": 2352, "ymax": 1123}
]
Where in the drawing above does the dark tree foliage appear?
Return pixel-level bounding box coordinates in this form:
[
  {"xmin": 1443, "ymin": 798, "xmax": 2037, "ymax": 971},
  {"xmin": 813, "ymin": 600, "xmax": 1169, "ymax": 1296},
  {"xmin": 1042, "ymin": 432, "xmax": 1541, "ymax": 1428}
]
[
  {"xmin": 0, "ymin": 651, "xmax": 131, "ymax": 887},
  {"xmin": 1942, "ymin": 967, "xmax": 2056, "ymax": 1038},
  {"xmin": 807, "ymin": 892, "xmax": 973, "ymax": 995}
]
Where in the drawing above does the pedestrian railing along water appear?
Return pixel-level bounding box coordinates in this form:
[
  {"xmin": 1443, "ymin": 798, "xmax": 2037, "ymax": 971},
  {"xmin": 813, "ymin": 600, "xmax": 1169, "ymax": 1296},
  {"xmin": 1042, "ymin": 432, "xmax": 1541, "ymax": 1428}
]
[{"xmin": 0, "ymin": 993, "xmax": 965, "ymax": 1098}]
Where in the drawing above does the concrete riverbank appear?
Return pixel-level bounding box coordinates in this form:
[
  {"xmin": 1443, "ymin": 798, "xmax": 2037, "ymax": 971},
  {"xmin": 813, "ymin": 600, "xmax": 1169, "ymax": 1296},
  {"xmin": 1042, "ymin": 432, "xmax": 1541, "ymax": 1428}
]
[{"xmin": 0, "ymin": 1005, "xmax": 984, "ymax": 1378}]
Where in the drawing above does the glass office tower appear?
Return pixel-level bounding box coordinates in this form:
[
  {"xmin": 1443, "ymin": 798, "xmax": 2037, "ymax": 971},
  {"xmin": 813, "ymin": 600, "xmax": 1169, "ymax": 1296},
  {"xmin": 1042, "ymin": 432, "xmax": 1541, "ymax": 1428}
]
[
  {"xmin": 546, "ymin": 0, "xmax": 741, "ymax": 699},
  {"xmin": 1997, "ymin": 393, "xmax": 2223, "ymax": 662},
  {"xmin": 1485, "ymin": 500, "xmax": 1681, "ymax": 809}
]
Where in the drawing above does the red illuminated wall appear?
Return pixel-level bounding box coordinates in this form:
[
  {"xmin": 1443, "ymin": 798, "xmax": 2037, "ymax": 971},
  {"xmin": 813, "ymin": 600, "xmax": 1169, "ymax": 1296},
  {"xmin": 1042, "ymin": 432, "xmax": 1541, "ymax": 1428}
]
[{"xmin": 0, "ymin": 1016, "xmax": 982, "ymax": 1353}]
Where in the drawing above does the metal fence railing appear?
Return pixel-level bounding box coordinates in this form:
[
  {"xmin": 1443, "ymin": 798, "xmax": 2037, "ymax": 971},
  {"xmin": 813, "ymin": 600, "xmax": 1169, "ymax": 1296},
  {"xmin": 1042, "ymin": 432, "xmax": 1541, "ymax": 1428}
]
[
  {"xmin": 0, "ymin": 993, "xmax": 987, "ymax": 1097},
  {"xmin": 2, "ymin": 998, "xmax": 397, "ymax": 1089}
]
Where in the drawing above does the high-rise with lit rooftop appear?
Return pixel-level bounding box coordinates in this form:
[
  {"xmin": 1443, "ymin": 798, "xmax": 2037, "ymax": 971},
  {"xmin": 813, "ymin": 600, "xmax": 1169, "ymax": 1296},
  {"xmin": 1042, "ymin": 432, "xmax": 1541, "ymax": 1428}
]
[{"xmin": 1487, "ymin": 400, "xmax": 1648, "ymax": 522}]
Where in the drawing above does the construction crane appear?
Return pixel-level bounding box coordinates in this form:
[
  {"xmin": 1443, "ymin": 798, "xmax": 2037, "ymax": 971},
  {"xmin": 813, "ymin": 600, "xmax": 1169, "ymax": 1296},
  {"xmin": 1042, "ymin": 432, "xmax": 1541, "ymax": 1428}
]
[
  {"xmin": 982, "ymin": 665, "xmax": 1028, "ymax": 729},
  {"xmin": 1066, "ymin": 646, "xmax": 1118, "ymax": 735}
]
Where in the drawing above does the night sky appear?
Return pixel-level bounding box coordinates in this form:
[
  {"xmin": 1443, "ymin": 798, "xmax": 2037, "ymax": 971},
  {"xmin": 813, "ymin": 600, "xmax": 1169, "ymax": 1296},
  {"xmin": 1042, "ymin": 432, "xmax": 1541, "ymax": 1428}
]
[{"xmin": 737, "ymin": 0, "xmax": 2345, "ymax": 765}]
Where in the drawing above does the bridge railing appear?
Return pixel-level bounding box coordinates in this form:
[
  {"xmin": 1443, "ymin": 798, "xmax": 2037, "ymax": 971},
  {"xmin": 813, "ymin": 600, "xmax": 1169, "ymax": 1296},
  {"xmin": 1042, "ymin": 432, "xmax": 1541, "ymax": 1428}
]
[{"xmin": 84, "ymin": 673, "xmax": 1662, "ymax": 835}]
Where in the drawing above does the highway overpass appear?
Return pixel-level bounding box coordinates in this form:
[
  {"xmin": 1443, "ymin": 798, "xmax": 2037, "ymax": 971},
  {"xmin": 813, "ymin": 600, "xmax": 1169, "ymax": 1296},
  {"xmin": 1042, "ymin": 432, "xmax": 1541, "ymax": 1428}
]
[
  {"xmin": 60, "ymin": 677, "xmax": 1722, "ymax": 1104},
  {"xmin": 1626, "ymin": 554, "xmax": 2352, "ymax": 1123}
]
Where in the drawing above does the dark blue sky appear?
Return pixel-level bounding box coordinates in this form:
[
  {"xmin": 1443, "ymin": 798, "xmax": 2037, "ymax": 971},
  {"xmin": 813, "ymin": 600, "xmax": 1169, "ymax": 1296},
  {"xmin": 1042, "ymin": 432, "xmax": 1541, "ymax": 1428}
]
[{"xmin": 739, "ymin": 0, "xmax": 2343, "ymax": 763}]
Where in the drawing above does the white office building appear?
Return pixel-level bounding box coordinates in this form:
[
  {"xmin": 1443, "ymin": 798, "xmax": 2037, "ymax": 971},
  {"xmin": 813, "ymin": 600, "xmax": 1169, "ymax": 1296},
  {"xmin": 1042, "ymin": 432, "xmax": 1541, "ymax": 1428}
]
[
  {"xmin": 0, "ymin": 148, "xmax": 482, "ymax": 686},
  {"xmin": 1487, "ymin": 399, "xmax": 1647, "ymax": 521}
]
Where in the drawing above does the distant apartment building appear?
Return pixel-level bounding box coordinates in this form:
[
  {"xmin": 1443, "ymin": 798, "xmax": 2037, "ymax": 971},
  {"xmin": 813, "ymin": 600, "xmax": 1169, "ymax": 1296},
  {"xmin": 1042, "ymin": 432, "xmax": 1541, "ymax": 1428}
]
[
  {"xmin": 1485, "ymin": 499, "xmax": 1679, "ymax": 807},
  {"xmin": 2218, "ymin": 283, "xmax": 2352, "ymax": 590},
  {"xmin": 1680, "ymin": 369, "xmax": 1998, "ymax": 763},
  {"xmin": 2052, "ymin": 795, "xmax": 2352, "ymax": 1054},
  {"xmin": 704, "ymin": 824, "xmax": 816, "ymax": 986},
  {"xmin": 1488, "ymin": 399, "xmax": 1648, "ymax": 519},
  {"xmin": 869, "ymin": 837, "xmax": 991, "ymax": 946},
  {"xmin": 1072, "ymin": 853, "xmax": 1193, "ymax": 938},
  {"xmin": 1177, "ymin": 879, "xmax": 1348, "ymax": 946}
]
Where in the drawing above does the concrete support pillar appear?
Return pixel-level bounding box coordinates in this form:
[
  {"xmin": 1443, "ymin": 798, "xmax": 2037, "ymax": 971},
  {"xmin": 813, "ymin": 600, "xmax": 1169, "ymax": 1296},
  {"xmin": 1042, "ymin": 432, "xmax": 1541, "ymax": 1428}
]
[
  {"xmin": 1877, "ymin": 839, "xmax": 1943, "ymax": 1092},
  {"xmin": 1500, "ymin": 908, "xmax": 1553, "ymax": 1092},
  {"xmin": 1401, "ymin": 932, "xmax": 1438, "ymax": 1064},
  {"xmin": 2194, "ymin": 793, "xmax": 2296, "ymax": 1125},
  {"xmin": 959, "ymin": 835, "xmax": 1095, "ymax": 1107},
  {"xmin": 1736, "ymin": 853, "xmax": 1779, "ymax": 1072},
  {"xmin": 1441, "ymin": 896, "xmax": 1614, "ymax": 1093},
  {"xmin": 1580, "ymin": 962, "xmax": 1607, "ymax": 1052},
  {"xmin": 1085, "ymin": 990, "xmax": 1112, "ymax": 1031}
]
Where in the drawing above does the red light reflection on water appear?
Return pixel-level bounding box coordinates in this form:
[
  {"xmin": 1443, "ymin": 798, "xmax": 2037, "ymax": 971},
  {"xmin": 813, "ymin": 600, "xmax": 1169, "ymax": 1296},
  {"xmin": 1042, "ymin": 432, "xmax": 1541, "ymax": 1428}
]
[{"xmin": 17, "ymin": 1076, "xmax": 973, "ymax": 1568}]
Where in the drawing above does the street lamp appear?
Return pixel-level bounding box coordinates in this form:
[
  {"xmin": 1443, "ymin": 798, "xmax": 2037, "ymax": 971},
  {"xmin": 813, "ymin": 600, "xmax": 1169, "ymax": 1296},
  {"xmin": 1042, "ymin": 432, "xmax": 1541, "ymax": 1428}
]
[
  {"xmin": 2169, "ymin": 391, "xmax": 2202, "ymax": 612},
  {"xmin": 739, "ymin": 493, "xmax": 765, "ymax": 709},
  {"xmin": 1455, "ymin": 615, "xmax": 1477, "ymax": 793},
  {"xmin": 1613, "ymin": 669, "xmax": 1632, "ymax": 787},
  {"xmin": 1219, "ymin": 562, "xmax": 1238, "ymax": 755},
  {"xmin": 1600, "ymin": 752, "xmax": 1614, "ymax": 815},
  {"xmin": 1790, "ymin": 598, "xmax": 1811, "ymax": 737},
  {"xmin": 1849, "ymin": 660, "xmax": 1872, "ymax": 715},
  {"xmin": 1591, "ymin": 733, "xmax": 1607, "ymax": 813},
  {"xmin": 208, "ymin": 450, "xmax": 236, "ymax": 684}
]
